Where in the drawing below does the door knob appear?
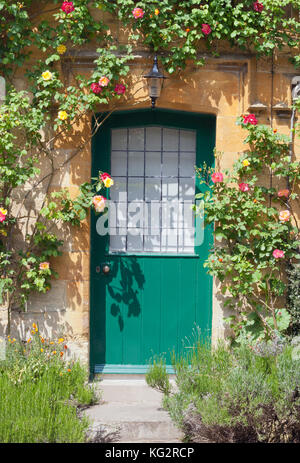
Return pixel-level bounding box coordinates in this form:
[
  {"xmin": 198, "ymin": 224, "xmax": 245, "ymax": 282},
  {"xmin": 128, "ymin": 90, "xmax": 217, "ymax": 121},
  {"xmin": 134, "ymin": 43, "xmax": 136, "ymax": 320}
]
[{"xmin": 102, "ymin": 264, "xmax": 110, "ymax": 275}]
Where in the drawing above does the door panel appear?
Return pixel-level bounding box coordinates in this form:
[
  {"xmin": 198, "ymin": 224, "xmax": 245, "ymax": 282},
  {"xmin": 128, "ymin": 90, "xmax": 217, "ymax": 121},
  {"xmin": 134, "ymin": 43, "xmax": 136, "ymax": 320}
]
[{"xmin": 90, "ymin": 109, "xmax": 215, "ymax": 374}]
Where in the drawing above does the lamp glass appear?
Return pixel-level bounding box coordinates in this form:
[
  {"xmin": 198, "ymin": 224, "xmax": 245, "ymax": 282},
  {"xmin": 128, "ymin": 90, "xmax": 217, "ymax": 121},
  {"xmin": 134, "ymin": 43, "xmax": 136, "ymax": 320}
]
[{"xmin": 147, "ymin": 77, "xmax": 163, "ymax": 98}]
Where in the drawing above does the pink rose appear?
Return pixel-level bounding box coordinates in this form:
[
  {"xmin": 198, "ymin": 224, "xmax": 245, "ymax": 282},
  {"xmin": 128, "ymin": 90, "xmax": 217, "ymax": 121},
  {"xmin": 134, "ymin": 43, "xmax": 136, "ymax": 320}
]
[
  {"xmin": 114, "ymin": 84, "xmax": 126, "ymax": 95},
  {"xmin": 273, "ymin": 249, "xmax": 285, "ymax": 259},
  {"xmin": 239, "ymin": 183, "xmax": 250, "ymax": 192},
  {"xmin": 93, "ymin": 195, "xmax": 106, "ymax": 213},
  {"xmin": 0, "ymin": 212, "xmax": 6, "ymax": 223},
  {"xmin": 201, "ymin": 24, "xmax": 211, "ymax": 36},
  {"xmin": 278, "ymin": 189, "xmax": 289, "ymax": 198},
  {"xmin": 132, "ymin": 8, "xmax": 144, "ymax": 19},
  {"xmin": 90, "ymin": 83, "xmax": 102, "ymax": 94},
  {"xmin": 211, "ymin": 172, "xmax": 223, "ymax": 183},
  {"xmin": 279, "ymin": 210, "xmax": 291, "ymax": 222},
  {"xmin": 61, "ymin": 1, "xmax": 75, "ymax": 14},
  {"xmin": 253, "ymin": 2, "xmax": 264, "ymax": 13},
  {"xmin": 243, "ymin": 114, "xmax": 258, "ymax": 125}
]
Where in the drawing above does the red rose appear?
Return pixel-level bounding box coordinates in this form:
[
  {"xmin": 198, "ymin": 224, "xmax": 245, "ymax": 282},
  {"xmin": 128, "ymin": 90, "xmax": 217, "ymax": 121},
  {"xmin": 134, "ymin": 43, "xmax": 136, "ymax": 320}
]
[
  {"xmin": 61, "ymin": 1, "xmax": 75, "ymax": 14},
  {"xmin": 243, "ymin": 114, "xmax": 258, "ymax": 125},
  {"xmin": 253, "ymin": 2, "xmax": 264, "ymax": 13},
  {"xmin": 239, "ymin": 183, "xmax": 250, "ymax": 192},
  {"xmin": 201, "ymin": 24, "xmax": 211, "ymax": 36},
  {"xmin": 114, "ymin": 84, "xmax": 126, "ymax": 95},
  {"xmin": 100, "ymin": 172, "xmax": 111, "ymax": 181},
  {"xmin": 90, "ymin": 83, "xmax": 102, "ymax": 94}
]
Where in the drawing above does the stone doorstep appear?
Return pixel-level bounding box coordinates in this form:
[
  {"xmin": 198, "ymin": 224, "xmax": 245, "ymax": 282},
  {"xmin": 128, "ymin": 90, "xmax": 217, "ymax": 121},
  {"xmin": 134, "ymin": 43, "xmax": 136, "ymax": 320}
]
[{"xmin": 83, "ymin": 379, "xmax": 183, "ymax": 444}]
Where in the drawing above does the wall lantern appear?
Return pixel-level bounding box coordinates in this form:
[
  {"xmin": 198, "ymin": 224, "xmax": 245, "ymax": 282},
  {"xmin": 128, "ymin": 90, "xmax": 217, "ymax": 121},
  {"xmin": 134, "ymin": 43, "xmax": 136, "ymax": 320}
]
[{"xmin": 143, "ymin": 55, "xmax": 166, "ymax": 109}]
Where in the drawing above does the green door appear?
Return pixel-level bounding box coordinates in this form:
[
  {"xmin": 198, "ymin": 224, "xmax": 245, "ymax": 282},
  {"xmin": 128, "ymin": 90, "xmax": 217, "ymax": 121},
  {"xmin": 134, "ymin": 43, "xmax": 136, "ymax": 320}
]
[{"xmin": 90, "ymin": 109, "xmax": 215, "ymax": 374}]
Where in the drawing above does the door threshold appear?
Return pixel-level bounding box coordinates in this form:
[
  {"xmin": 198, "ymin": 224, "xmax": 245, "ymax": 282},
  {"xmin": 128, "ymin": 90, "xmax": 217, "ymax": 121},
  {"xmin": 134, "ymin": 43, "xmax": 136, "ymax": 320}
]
[{"xmin": 94, "ymin": 364, "xmax": 175, "ymax": 375}]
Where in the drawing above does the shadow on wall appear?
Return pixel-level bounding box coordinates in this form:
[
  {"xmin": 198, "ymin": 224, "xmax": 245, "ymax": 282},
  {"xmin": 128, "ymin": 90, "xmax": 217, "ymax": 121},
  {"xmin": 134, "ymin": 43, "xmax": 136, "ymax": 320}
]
[{"xmin": 0, "ymin": 309, "xmax": 74, "ymax": 341}]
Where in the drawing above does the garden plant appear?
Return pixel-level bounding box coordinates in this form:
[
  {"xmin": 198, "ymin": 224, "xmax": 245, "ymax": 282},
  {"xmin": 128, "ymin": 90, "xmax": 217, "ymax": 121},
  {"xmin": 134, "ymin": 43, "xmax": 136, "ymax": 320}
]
[
  {"xmin": 0, "ymin": 323, "xmax": 98, "ymax": 442},
  {"xmin": 0, "ymin": 0, "xmax": 300, "ymax": 444},
  {"xmin": 146, "ymin": 335, "xmax": 300, "ymax": 443},
  {"xmin": 0, "ymin": 0, "xmax": 299, "ymax": 337}
]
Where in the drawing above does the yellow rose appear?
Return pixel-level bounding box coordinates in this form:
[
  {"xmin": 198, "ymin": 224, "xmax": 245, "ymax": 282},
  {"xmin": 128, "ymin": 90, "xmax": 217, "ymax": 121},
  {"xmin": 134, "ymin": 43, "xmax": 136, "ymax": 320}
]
[
  {"xmin": 242, "ymin": 159, "xmax": 250, "ymax": 167},
  {"xmin": 103, "ymin": 177, "xmax": 114, "ymax": 188},
  {"xmin": 0, "ymin": 208, "xmax": 7, "ymax": 215},
  {"xmin": 57, "ymin": 44, "xmax": 67, "ymax": 55},
  {"xmin": 58, "ymin": 110, "xmax": 68, "ymax": 121},
  {"xmin": 42, "ymin": 70, "xmax": 53, "ymax": 81}
]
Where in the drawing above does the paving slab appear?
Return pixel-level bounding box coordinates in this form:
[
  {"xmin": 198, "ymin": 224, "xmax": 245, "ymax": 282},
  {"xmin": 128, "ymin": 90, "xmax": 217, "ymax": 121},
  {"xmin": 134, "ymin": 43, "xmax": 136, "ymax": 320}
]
[{"xmin": 83, "ymin": 379, "xmax": 183, "ymax": 443}]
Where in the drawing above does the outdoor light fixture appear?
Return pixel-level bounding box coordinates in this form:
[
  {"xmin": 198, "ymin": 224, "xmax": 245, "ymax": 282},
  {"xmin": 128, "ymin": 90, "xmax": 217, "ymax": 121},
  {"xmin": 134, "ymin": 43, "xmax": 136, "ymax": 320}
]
[{"xmin": 143, "ymin": 55, "xmax": 166, "ymax": 109}]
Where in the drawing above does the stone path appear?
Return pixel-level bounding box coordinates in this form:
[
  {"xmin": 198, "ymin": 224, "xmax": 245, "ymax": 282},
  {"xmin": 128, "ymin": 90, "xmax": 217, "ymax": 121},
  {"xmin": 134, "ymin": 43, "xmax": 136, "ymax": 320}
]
[{"xmin": 83, "ymin": 377, "xmax": 183, "ymax": 443}]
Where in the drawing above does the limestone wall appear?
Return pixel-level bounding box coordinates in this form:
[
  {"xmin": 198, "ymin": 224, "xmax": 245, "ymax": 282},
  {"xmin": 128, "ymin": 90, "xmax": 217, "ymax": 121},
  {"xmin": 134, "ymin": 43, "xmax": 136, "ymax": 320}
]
[{"xmin": 0, "ymin": 7, "xmax": 299, "ymax": 365}]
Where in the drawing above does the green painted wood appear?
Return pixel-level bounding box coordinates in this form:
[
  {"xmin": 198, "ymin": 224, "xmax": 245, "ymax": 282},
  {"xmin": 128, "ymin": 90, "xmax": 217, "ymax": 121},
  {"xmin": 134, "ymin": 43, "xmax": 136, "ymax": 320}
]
[
  {"xmin": 90, "ymin": 108, "xmax": 215, "ymax": 375},
  {"xmin": 94, "ymin": 364, "xmax": 175, "ymax": 374}
]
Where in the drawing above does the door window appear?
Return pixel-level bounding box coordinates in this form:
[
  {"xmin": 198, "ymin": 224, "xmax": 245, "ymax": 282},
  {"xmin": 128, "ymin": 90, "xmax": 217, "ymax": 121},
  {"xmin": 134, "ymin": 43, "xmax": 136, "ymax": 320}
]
[{"xmin": 109, "ymin": 127, "xmax": 196, "ymax": 254}]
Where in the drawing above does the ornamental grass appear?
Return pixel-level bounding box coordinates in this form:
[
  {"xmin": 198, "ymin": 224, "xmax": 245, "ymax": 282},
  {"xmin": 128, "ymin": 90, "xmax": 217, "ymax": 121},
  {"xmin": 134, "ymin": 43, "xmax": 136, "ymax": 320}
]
[{"xmin": 0, "ymin": 324, "xmax": 97, "ymax": 443}]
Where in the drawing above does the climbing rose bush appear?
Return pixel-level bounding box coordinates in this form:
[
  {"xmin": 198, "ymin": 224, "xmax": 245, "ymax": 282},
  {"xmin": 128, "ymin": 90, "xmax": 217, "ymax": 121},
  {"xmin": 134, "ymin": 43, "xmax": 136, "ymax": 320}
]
[{"xmin": 196, "ymin": 116, "xmax": 300, "ymax": 343}]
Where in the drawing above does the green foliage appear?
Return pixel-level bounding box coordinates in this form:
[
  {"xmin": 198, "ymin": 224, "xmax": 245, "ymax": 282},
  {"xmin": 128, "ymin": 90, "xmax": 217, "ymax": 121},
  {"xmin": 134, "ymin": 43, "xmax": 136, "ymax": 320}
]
[
  {"xmin": 154, "ymin": 339, "xmax": 300, "ymax": 443},
  {"xmin": 146, "ymin": 357, "xmax": 171, "ymax": 395},
  {"xmin": 0, "ymin": 1, "xmax": 299, "ymax": 334},
  {"xmin": 196, "ymin": 118, "xmax": 300, "ymax": 341},
  {"xmin": 0, "ymin": 326, "xmax": 98, "ymax": 442},
  {"xmin": 98, "ymin": 0, "xmax": 300, "ymax": 73},
  {"xmin": 0, "ymin": 3, "xmax": 131, "ymax": 322},
  {"xmin": 287, "ymin": 263, "xmax": 300, "ymax": 336}
]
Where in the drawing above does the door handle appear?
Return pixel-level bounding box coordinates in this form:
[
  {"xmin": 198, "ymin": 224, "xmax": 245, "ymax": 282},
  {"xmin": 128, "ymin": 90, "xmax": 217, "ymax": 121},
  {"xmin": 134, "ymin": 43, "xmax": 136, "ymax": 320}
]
[
  {"xmin": 96, "ymin": 264, "xmax": 111, "ymax": 275},
  {"xmin": 102, "ymin": 264, "xmax": 111, "ymax": 275}
]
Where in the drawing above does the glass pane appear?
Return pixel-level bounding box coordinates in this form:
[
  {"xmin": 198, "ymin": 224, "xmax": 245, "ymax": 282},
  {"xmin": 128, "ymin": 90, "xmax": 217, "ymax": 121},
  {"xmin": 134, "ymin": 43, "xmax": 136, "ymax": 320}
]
[
  {"xmin": 179, "ymin": 178, "xmax": 195, "ymax": 200},
  {"xmin": 162, "ymin": 201, "xmax": 179, "ymax": 229},
  {"xmin": 147, "ymin": 201, "xmax": 161, "ymax": 230},
  {"xmin": 109, "ymin": 230, "xmax": 126, "ymax": 252},
  {"xmin": 110, "ymin": 177, "xmax": 126, "ymax": 201},
  {"xmin": 182, "ymin": 201, "xmax": 195, "ymax": 228},
  {"xmin": 146, "ymin": 127, "xmax": 161, "ymax": 151},
  {"xmin": 179, "ymin": 228, "xmax": 195, "ymax": 252},
  {"xmin": 179, "ymin": 152, "xmax": 196, "ymax": 177},
  {"xmin": 109, "ymin": 124, "xmax": 196, "ymax": 254},
  {"xmin": 145, "ymin": 178, "xmax": 161, "ymax": 201},
  {"xmin": 128, "ymin": 202, "xmax": 144, "ymax": 228},
  {"xmin": 163, "ymin": 128, "xmax": 179, "ymax": 151},
  {"xmin": 162, "ymin": 179, "xmax": 178, "ymax": 200},
  {"xmin": 145, "ymin": 151, "xmax": 161, "ymax": 176},
  {"xmin": 111, "ymin": 150, "xmax": 127, "ymax": 176},
  {"xmin": 115, "ymin": 202, "xmax": 127, "ymax": 228},
  {"xmin": 180, "ymin": 130, "xmax": 196, "ymax": 151},
  {"xmin": 111, "ymin": 128, "xmax": 127, "ymax": 150},
  {"xmin": 162, "ymin": 151, "xmax": 178, "ymax": 177},
  {"xmin": 129, "ymin": 128, "xmax": 144, "ymax": 150},
  {"xmin": 128, "ymin": 151, "xmax": 144, "ymax": 176},
  {"xmin": 127, "ymin": 233, "xmax": 143, "ymax": 252},
  {"xmin": 144, "ymin": 231, "xmax": 161, "ymax": 252},
  {"xmin": 128, "ymin": 178, "xmax": 144, "ymax": 201},
  {"xmin": 161, "ymin": 229, "xmax": 178, "ymax": 253}
]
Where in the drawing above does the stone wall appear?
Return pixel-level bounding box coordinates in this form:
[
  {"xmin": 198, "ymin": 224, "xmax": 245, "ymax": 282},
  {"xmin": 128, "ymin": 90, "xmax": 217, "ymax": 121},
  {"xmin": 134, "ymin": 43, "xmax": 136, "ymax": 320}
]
[{"xmin": 0, "ymin": 7, "xmax": 299, "ymax": 365}]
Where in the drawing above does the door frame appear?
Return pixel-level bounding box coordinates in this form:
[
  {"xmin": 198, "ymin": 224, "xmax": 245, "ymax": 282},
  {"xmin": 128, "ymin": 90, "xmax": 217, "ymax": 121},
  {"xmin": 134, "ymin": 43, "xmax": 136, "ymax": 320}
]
[{"xmin": 90, "ymin": 108, "xmax": 216, "ymax": 376}]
